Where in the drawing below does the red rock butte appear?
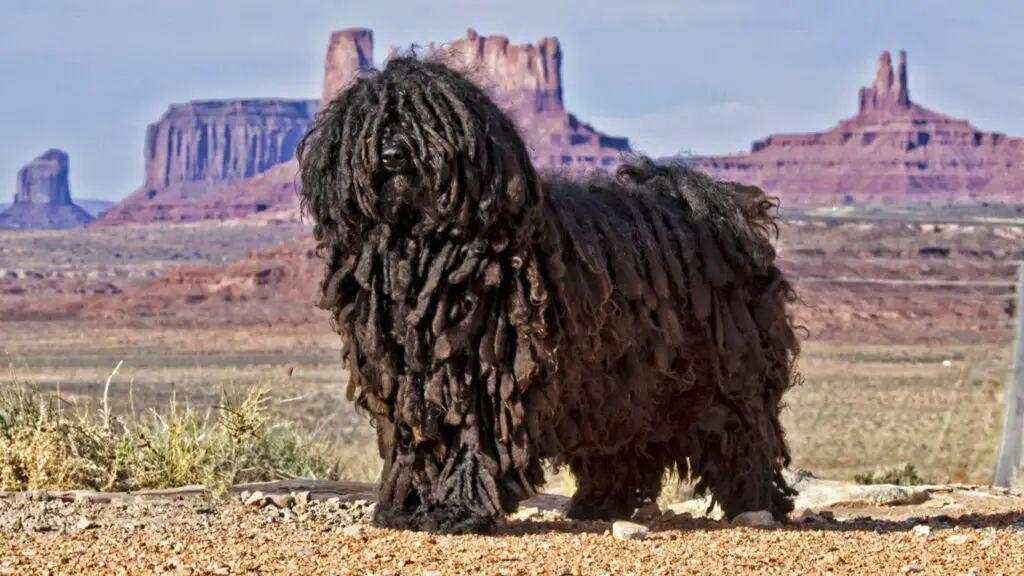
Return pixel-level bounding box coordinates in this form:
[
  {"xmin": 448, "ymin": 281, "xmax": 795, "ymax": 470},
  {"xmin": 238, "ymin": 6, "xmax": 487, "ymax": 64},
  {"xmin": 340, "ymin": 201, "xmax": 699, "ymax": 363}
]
[
  {"xmin": 93, "ymin": 28, "xmax": 631, "ymax": 226},
  {"xmin": 0, "ymin": 149, "xmax": 95, "ymax": 229},
  {"xmin": 695, "ymin": 50, "xmax": 1024, "ymax": 206},
  {"xmin": 322, "ymin": 28, "xmax": 630, "ymax": 172}
]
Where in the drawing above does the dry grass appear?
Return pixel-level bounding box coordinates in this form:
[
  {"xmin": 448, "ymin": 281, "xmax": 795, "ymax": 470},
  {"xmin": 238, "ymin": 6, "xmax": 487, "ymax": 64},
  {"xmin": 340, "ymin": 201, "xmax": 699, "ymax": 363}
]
[
  {"xmin": 782, "ymin": 341, "xmax": 1012, "ymax": 485},
  {"xmin": 1, "ymin": 322, "xmax": 1016, "ymax": 496},
  {"xmin": 0, "ymin": 368, "xmax": 379, "ymax": 495},
  {"xmin": 852, "ymin": 463, "xmax": 927, "ymax": 486}
]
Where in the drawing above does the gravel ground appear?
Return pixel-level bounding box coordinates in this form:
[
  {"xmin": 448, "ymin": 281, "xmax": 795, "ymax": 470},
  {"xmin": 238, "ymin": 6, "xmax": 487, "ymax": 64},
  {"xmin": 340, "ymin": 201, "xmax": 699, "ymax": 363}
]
[{"xmin": 0, "ymin": 482, "xmax": 1022, "ymax": 575}]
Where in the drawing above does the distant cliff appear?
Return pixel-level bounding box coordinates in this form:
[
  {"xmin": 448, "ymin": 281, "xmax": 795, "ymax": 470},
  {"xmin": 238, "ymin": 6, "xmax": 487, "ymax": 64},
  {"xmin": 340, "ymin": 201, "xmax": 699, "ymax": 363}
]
[
  {"xmin": 97, "ymin": 27, "xmax": 633, "ymax": 225},
  {"xmin": 693, "ymin": 50, "xmax": 1024, "ymax": 206},
  {"xmin": 0, "ymin": 149, "xmax": 95, "ymax": 229},
  {"xmin": 426, "ymin": 28, "xmax": 630, "ymax": 172},
  {"xmin": 94, "ymin": 99, "xmax": 317, "ymax": 225}
]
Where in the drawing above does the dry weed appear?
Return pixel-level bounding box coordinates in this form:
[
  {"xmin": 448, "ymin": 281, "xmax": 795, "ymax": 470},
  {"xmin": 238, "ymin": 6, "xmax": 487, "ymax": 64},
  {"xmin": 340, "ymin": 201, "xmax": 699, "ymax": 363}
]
[{"xmin": 0, "ymin": 370, "xmax": 352, "ymax": 494}]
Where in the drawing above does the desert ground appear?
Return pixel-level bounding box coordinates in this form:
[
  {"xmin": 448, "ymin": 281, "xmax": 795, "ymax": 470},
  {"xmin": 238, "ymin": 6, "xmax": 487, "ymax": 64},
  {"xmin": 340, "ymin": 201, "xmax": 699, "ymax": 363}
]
[{"xmin": 2, "ymin": 212, "xmax": 1024, "ymax": 573}]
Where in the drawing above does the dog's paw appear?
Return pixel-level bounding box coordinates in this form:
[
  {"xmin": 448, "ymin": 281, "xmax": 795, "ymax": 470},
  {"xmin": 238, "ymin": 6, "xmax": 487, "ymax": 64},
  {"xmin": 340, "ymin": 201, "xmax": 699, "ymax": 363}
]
[{"xmin": 408, "ymin": 500, "xmax": 499, "ymax": 534}]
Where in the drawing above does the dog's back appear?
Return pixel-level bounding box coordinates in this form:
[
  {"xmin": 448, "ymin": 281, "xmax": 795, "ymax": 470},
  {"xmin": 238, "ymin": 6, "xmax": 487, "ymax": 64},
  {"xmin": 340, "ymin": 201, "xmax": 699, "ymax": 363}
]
[{"xmin": 532, "ymin": 158, "xmax": 799, "ymax": 450}]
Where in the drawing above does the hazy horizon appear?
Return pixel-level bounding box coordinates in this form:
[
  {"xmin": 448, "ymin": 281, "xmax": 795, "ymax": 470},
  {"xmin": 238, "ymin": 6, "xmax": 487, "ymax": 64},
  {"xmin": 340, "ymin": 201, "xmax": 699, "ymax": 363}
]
[{"xmin": 2, "ymin": 0, "xmax": 1022, "ymax": 203}]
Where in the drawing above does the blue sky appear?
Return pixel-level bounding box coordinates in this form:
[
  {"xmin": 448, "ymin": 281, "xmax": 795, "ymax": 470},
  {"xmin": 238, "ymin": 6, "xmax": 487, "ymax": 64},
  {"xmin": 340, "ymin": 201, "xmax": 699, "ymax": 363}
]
[{"xmin": 2, "ymin": 0, "xmax": 1022, "ymax": 202}]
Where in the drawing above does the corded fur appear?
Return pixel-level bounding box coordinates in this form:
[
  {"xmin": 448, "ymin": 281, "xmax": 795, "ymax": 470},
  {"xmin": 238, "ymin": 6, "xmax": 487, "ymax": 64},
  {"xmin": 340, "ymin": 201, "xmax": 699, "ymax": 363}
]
[{"xmin": 297, "ymin": 53, "xmax": 803, "ymax": 534}]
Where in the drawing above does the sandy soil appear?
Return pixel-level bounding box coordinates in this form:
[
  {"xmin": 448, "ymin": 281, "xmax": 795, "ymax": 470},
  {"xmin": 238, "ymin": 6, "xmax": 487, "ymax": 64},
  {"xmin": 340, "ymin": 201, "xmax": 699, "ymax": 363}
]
[
  {"xmin": 1, "ymin": 481, "xmax": 1022, "ymax": 575},
  {"xmin": 3, "ymin": 217, "xmax": 1024, "ymax": 574}
]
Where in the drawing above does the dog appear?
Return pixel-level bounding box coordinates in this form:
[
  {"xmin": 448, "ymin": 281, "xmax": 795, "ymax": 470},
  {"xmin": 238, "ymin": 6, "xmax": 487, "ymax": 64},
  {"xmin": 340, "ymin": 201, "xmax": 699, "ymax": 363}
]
[{"xmin": 296, "ymin": 53, "xmax": 802, "ymax": 534}]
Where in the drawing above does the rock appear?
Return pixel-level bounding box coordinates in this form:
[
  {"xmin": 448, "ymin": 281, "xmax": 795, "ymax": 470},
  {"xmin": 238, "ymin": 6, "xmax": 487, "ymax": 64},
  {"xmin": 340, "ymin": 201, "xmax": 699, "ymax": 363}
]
[
  {"xmin": 75, "ymin": 517, "xmax": 98, "ymax": 531},
  {"xmin": 794, "ymin": 508, "xmax": 825, "ymax": 524},
  {"xmin": 782, "ymin": 469, "xmax": 930, "ymax": 509},
  {"xmin": 14, "ymin": 149, "xmax": 71, "ymax": 205},
  {"xmin": 244, "ymin": 491, "xmax": 268, "ymax": 507},
  {"xmin": 630, "ymin": 503, "xmax": 662, "ymax": 524},
  {"xmin": 946, "ymin": 534, "xmax": 973, "ymax": 545},
  {"xmin": 901, "ymin": 564, "xmax": 925, "ymax": 573},
  {"xmin": 25, "ymin": 490, "xmax": 51, "ymax": 502},
  {"xmin": 657, "ymin": 509, "xmax": 677, "ymax": 523},
  {"xmin": 269, "ymin": 494, "xmax": 295, "ymax": 509},
  {"xmin": 511, "ymin": 506, "xmax": 541, "ymax": 521},
  {"xmin": 320, "ymin": 29, "xmax": 374, "ymax": 105},
  {"xmin": 341, "ymin": 524, "xmax": 365, "ymax": 537},
  {"xmin": 94, "ymin": 27, "xmax": 632, "ymax": 227},
  {"xmin": 432, "ymin": 28, "xmax": 629, "ymax": 173},
  {"xmin": 0, "ymin": 150, "xmax": 95, "ymax": 230},
  {"xmin": 912, "ymin": 525, "xmax": 931, "ymax": 536},
  {"xmin": 293, "ymin": 491, "xmax": 310, "ymax": 512},
  {"xmin": 93, "ymin": 99, "xmax": 318, "ymax": 226},
  {"xmin": 611, "ymin": 521, "xmax": 649, "ymax": 541},
  {"xmin": 858, "ymin": 50, "xmax": 910, "ymax": 113},
  {"xmin": 732, "ymin": 510, "xmax": 778, "ymax": 528},
  {"xmin": 694, "ymin": 49, "xmax": 1024, "ymax": 207},
  {"xmin": 668, "ymin": 497, "xmax": 723, "ymax": 520}
]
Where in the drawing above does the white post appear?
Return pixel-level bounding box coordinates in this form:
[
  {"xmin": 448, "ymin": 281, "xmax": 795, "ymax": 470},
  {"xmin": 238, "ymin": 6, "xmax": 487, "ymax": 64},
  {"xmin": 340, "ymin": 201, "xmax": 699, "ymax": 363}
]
[{"xmin": 994, "ymin": 265, "xmax": 1024, "ymax": 488}]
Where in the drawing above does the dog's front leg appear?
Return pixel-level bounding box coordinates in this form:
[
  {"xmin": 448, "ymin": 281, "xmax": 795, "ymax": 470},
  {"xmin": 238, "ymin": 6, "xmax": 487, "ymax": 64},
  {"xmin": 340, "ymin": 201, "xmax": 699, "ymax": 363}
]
[
  {"xmin": 406, "ymin": 417, "xmax": 508, "ymax": 534},
  {"xmin": 371, "ymin": 413, "xmax": 506, "ymax": 534}
]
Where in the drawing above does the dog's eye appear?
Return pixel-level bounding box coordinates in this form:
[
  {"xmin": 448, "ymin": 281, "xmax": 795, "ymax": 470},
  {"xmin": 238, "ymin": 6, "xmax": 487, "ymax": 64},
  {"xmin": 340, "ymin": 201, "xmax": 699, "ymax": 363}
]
[{"xmin": 381, "ymin": 143, "xmax": 410, "ymax": 173}]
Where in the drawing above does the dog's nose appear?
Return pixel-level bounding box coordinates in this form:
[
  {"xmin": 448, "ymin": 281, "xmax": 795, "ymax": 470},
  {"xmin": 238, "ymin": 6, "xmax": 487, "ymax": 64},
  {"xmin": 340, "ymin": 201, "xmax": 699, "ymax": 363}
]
[{"xmin": 381, "ymin": 145, "xmax": 409, "ymax": 172}]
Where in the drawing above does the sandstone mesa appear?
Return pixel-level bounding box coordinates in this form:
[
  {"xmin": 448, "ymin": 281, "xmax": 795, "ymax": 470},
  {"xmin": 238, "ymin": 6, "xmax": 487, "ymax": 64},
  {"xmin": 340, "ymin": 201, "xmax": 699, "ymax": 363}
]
[
  {"xmin": 93, "ymin": 100, "xmax": 319, "ymax": 226},
  {"xmin": 91, "ymin": 27, "xmax": 632, "ymax": 226},
  {"xmin": 695, "ymin": 50, "xmax": 1024, "ymax": 206},
  {"xmin": 0, "ymin": 149, "xmax": 95, "ymax": 230},
  {"xmin": 80, "ymin": 36, "xmax": 1024, "ymax": 228}
]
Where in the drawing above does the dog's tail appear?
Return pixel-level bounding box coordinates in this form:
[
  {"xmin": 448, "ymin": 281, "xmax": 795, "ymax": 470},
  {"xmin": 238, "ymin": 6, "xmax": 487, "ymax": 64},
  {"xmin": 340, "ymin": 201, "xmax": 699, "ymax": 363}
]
[{"xmin": 615, "ymin": 156, "xmax": 783, "ymax": 282}]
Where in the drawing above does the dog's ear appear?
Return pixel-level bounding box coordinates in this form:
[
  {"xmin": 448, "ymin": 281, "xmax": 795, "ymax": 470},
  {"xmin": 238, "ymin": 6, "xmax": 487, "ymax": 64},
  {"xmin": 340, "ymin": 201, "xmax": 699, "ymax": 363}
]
[
  {"xmin": 296, "ymin": 93, "xmax": 364, "ymax": 244},
  {"xmin": 473, "ymin": 118, "xmax": 544, "ymax": 231}
]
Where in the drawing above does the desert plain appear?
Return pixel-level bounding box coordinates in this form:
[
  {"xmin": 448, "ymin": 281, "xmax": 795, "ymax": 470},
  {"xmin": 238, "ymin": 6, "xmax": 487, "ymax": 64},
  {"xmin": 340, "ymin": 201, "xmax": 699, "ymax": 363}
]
[{"xmin": 2, "ymin": 205, "xmax": 1024, "ymax": 574}]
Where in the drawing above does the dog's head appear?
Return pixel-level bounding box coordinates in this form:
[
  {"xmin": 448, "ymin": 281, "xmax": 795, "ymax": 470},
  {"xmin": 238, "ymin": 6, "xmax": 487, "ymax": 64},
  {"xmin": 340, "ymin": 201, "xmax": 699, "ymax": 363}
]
[{"xmin": 297, "ymin": 54, "xmax": 542, "ymax": 246}]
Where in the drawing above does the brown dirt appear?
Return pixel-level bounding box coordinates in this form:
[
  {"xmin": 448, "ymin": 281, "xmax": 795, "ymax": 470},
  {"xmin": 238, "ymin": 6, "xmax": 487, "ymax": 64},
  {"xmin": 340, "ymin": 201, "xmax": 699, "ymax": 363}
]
[
  {"xmin": 4, "ymin": 216, "xmax": 1023, "ymax": 347},
  {"xmin": 1, "ymin": 481, "xmax": 1022, "ymax": 575},
  {"xmin": 3, "ymin": 214, "xmax": 1024, "ymax": 574}
]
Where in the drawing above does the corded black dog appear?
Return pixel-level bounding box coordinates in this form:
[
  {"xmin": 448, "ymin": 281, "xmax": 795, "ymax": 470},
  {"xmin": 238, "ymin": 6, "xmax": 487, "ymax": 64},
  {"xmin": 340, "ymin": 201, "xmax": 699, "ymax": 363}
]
[{"xmin": 296, "ymin": 53, "xmax": 803, "ymax": 534}]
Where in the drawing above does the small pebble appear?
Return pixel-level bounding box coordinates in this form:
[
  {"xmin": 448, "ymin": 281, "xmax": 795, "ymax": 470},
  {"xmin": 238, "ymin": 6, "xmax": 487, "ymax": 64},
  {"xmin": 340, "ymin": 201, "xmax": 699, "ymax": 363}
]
[
  {"xmin": 270, "ymin": 494, "xmax": 295, "ymax": 509},
  {"xmin": 795, "ymin": 508, "xmax": 823, "ymax": 524},
  {"xmin": 946, "ymin": 534, "xmax": 973, "ymax": 545},
  {"xmin": 611, "ymin": 521, "xmax": 649, "ymax": 541},
  {"xmin": 342, "ymin": 524, "xmax": 365, "ymax": 537},
  {"xmin": 732, "ymin": 510, "xmax": 778, "ymax": 528},
  {"xmin": 76, "ymin": 517, "xmax": 98, "ymax": 531},
  {"xmin": 244, "ymin": 491, "xmax": 267, "ymax": 507},
  {"xmin": 631, "ymin": 503, "xmax": 662, "ymax": 524},
  {"xmin": 512, "ymin": 506, "xmax": 540, "ymax": 521}
]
